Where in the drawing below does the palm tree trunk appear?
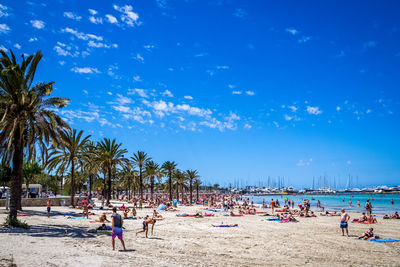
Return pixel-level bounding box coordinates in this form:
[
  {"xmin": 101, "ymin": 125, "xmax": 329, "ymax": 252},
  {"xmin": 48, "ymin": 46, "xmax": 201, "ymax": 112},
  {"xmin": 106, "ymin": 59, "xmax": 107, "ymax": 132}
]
[
  {"xmin": 107, "ymin": 168, "xmax": 112, "ymax": 205},
  {"xmin": 9, "ymin": 130, "xmax": 23, "ymax": 218},
  {"xmin": 150, "ymin": 176, "xmax": 154, "ymax": 200},
  {"xmin": 196, "ymin": 184, "xmax": 199, "ymax": 202},
  {"xmin": 70, "ymin": 161, "xmax": 75, "ymax": 207},
  {"xmin": 176, "ymin": 183, "xmax": 179, "ymax": 202},
  {"xmin": 168, "ymin": 173, "xmax": 172, "ymax": 201},
  {"xmin": 181, "ymin": 184, "xmax": 184, "ymax": 203},
  {"xmin": 127, "ymin": 175, "xmax": 131, "ymax": 200},
  {"xmin": 139, "ymin": 167, "xmax": 143, "ymax": 200},
  {"xmin": 190, "ymin": 180, "xmax": 193, "ymax": 205},
  {"xmin": 89, "ymin": 174, "xmax": 93, "ymax": 200}
]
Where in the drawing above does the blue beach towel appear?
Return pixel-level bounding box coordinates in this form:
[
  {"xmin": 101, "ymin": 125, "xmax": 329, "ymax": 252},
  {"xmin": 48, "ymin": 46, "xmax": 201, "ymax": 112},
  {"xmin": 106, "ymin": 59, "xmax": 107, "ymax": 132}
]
[
  {"xmin": 267, "ymin": 218, "xmax": 280, "ymax": 221},
  {"xmin": 370, "ymin": 238, "xmax": 400, "ymax": 243},
  {"xmin": 157, "ymin": 204, "xmax": 165, "ymax": 210}
]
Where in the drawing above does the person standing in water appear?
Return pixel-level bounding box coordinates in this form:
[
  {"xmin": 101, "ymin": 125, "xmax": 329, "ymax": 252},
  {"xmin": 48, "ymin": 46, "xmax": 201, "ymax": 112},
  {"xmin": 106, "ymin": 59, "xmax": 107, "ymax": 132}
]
[
  {"xmin": 391, "ymin": 199, "xmax": 394, "ymax": 205},
  {"xmin": 365, "ymin": 199, "xmax": 372, "ymax": 216},
  {"xmin": 357, "ymin": 200, "xmax": 360, "ymax": 207},
  {"xmin": 349, "ymin": 200, "xmax": 352, "ymax": 207}
]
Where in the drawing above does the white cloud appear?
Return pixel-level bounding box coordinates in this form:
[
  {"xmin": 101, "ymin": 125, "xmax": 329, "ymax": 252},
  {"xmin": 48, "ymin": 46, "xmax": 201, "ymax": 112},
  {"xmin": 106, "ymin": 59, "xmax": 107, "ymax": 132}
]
[
  {"xmin": 232, "ymin": 91, "xmax": 242, "ymax": 95},
  {"xmin": 88, "ymin": 9, "xmax": 98, "ymax": 15},
  {"xmin": 71, "ymin": 67, "xmax": 100, "ymax": 74},
  {"xmin": 0, "ymin": 23, "xmax": 10, "ymax": 34},
  {"xmin": 144, "ymin": 44, "xmax": 155, "ymax": 51},
  {"xmin": 83, "ymin": 89, "xmax": 88, "ymax": 95},
  {"xmin": 88, "ymin": 40, "xmax": 117, "ymax": 49},
  {"xmin": 14, "ymin": 43, "xmax": 21, "ymax": 49},
  {"xmin": 105, "ymin": 14, "xmax": 118, "ymax": 24},
  {"xmin": 245, "ymin": 91, "xmax": 255, "ymax": 96},
  {"xmin": 298, "ymin": 36, "xmax": 311, "ymax": 43},
  {"xmin": 63, "ymin": 11, "xmax": 82, "ymax": 21},
  {"xmin": 288, "ymin": 105, "xmax": 298, "ymax": 112},
  {"xmin": 297, "ymin": 158, "xmax": 312, "ymax": 166},
  {"xmin": 286, "ymin": 28, "xmax": 298, "ymax": 35},
  {"xmin": 0, "ymin": 45, "xmax": 7, "ymax": 52},
  {"xmin": 54, "ymin": 45, "xmax": 73, "ymax": 56},
  {"xmin": 113, "ymin": 4, "xmax": 139, "ymax": 26},
  {"xmin": 161, "ymin": 90, "xmax": 173, "ymax": 97},
  {"xmin": 115, "ymin": 94, "xmax": 133, "ymax": 105},
  {"xmin": 62, "ymin": 27, "xmax": 103, "ymax": 41},
  {"xmin": 89, "ymin": 16, "xmax": 103, "ymax": 24},
  {"xmin": 134, "ymin": 53, "xmax": 144, "ymax": 62},
  {"xmin": 0, "ymin": 4, "xmax": 9, "ymax": 17},
  {"xmin": 228, "ymin": 84, "xmax": 235, "ymax": 89},
  {"xmin": 30, "ymin": 20, "xmax": 45, "ymax": 29},
  {"xmin": 127, "ymin": 88, "xmax": 148, "ymax": 98},
  {"xmin": 306, "ymin": 106, "xmax": 322, "ymax": 115},
  {"xmin": 58, "ymin": 61, "xmax": 65, "ymax": 66},
  {"xmin": 233, "ymin": 8, "xmax": 247, "ymax": 18},
  {"xmin": 216, "ymin": 65, "xmax": 229, "ymax": 70},
  {"xmin": 244, "ymin": 123, "xmax": 252, "ymax": 129},
  {"xmin": 184, "ymin": 95, "xmax": 193, "ymax": 100},
  {"xmin": 28, "ymin": 37, "xmax": 38, "ymax": 42},
  {"xmin": 336, "ymin": 106, "xmax": 341, "ymax": 111},
  {"xmin": 133, "ymin": 75, "xmax": 142, "ymax": 82}
]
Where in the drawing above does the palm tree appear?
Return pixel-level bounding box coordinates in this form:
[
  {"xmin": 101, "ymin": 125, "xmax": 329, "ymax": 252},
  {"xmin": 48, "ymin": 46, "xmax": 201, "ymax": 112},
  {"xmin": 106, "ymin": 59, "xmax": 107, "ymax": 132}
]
[
  {"xmin": 161, "ymin": 161, "xmax": 177, "ymax": 201},
  {"xmin": 0, "ymin": 50, "xmax": 70, "ymax": 218},
  {"xmin": 23, "ymin": 159, "xmax": 42, "ymax": 197},
  {"xmin": 193, "ymin": 178, "xmax": 202, "ymax": 202},
  {"xmin": 145, "ymin": 160, "xmax": 159, "ymax": 200},
  {"xmin": 47, "ymin": 129, "xmax": 90, "ymax": 207},
  {"xmin": 175, "ymin": 170, "xmax": 188, "ymax": 203},
  {"xmin": 82, "ymin": 141, "xmax": 99, "ymax": 200},
  {"xmin": 186, "ymin": 169, "xmax": 199, "ymax": 205},
  {"xmin": 131, "ymin": 151, "xmax": 151, "ymax": 199},
  {"xmin": 97, "ymin": 138, "xmax": 128, "ymax": 205}
]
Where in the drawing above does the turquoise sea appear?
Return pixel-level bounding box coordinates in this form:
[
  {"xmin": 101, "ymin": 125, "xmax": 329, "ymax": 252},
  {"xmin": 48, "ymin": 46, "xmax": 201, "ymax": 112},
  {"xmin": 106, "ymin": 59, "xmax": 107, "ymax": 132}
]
[{"xmin": 246, "ymin": 193, "xmax": 400, "ymax": 214}]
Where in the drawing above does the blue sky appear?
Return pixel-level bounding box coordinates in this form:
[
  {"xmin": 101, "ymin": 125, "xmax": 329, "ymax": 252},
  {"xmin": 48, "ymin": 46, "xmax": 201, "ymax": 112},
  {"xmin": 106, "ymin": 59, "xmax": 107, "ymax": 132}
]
[{"xmin": 1, "ymin": 0, "xmax": 400, "ymax": 188}]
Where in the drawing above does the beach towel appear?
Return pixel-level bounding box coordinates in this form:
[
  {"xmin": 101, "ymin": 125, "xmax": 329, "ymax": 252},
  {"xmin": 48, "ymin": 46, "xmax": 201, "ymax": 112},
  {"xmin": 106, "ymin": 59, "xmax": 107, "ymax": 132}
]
[
  {"xmin": 369, "ymin": 238, "xmax": 400, "ymax": 243},
  {"xmin": 157, "ymin": 204, "xmax": 165, "ymax": 210},
  {"xmin": 267, "ymin": 218, "xmax": 280, "ymax": 221},
  {"xmin": 123, "ymin": 217, "xmax": 137, "ymax": 220},
  {"xmin": 67, "ymin": 216, "xmax": 86, "ymax": 219},
  {"xmin": 213, "ymin": 225, "xmax": 238, "ymax": 228},
  {"xmin": 17, "ymin": 213, "xmax": 33, "ymax": 217}
]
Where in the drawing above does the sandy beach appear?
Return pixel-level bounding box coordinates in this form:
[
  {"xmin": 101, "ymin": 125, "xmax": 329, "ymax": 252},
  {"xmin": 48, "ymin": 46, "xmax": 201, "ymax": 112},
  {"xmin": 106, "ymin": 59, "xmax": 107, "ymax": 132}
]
[{"xmin": 0, "ymin": 201, "xmax": 399, "ymax": 267}]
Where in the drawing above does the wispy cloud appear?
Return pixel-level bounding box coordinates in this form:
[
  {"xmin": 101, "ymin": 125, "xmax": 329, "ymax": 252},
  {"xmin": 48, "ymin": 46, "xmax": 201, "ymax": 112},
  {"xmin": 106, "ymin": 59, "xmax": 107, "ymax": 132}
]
[
  {"xmin": 28, "ymin": 37, "xmax": 38, "ymax": 42},
  {"xmin": 306, "ymin": 106, "xmax": 322, "ymax": 115},
  {"xmin": 285, "ymin": 28, "xmax": 298, "ymax": 35},
  {"xmin": 232, "ymin": 91, "xmax": 242, "ymax": 95},
  {"xmin": 245, "ymin": 91, "xmax": 255, "ymax": 96},
  {"xmin": 298, "ymin": 36, "xmax": 311, "ymax": 43},
  {"xmin": 71, "ymin": 67, "xmax": 100, "ymax": 74},
  {"xmin": 105, "ymin": 14, "xmax": 118, "ymax": 24},
  {"xmin": 161, "ymin": 90, "xmax": 173, "ymax": 97},
  {"xmin": 0, "ymin": 23, "xmax": 10, "ymax": 34},
  {"xmin": 63, "ymin": 11, "xmax": 82, "ymax": 21},
  {"xmin": 62, "ymin": 27, "xmax": 102, "ymax": 41},
  {"xmin": 0, "ymin": 45, "xmax": 7, "ymax": 52},
  {"xmin": 134, "ymin": 53, "xmax": 144, "ymax": 62},
  {"xmin": 30, "ymin": 20, "xmax": 45, "ymax": 29},
  {"xmin": 184, "ymin": 95, "xmax": 193, "ymax": 100},
  {"xmin": 127, "ymin": 88, "xmax": 148, "ymax": 98},
  {"xmin": 113, "ymin": 4, "xmax": 140, "ymax": 26},
  {"xmin": 0, "ymin": 4, "xmax": 9, "ymax": 17},
  {"xmin": 233, "ymin": 8, "xmax": 247, "ymax": 18}
]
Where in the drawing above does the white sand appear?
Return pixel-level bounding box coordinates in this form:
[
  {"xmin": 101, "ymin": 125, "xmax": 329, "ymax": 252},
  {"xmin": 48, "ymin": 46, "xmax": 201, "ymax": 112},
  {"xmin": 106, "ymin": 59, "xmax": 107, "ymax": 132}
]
[{"xmin": 0, "ymin": 201, "xmax": 399, "ymax": 266}]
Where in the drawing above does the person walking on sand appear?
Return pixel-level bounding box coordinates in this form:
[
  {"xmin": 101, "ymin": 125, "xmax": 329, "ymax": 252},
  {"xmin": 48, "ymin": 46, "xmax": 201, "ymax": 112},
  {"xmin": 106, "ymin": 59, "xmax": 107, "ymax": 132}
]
[
  {"xmin": 111, "ymin": 207, "xmax": 126, "ymax": 251},
  {"xmin": 46, "ymin": 198, "xmax": 52, "ymax": 218},
  {"xmin": 340, "ymin": 208, "xmax": 350, "ymax": 237}
]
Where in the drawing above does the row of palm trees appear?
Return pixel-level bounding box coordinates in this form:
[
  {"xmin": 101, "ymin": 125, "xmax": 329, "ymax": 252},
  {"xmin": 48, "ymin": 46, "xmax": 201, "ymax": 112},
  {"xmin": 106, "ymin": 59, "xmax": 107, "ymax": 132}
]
[{"xmin": 0, "ymin": 49, "xmax": 201, "ymax": 219}]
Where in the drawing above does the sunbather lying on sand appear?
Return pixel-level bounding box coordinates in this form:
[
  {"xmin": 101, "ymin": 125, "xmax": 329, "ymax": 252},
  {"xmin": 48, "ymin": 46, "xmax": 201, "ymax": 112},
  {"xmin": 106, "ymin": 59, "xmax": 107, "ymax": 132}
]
[
  {"xmin": 359, "ymin": 228, "xmax": 374, "ymax": 240},
  {"xmin": 96, "ymin": 213, "xmax": 110, "ymax": 223}
]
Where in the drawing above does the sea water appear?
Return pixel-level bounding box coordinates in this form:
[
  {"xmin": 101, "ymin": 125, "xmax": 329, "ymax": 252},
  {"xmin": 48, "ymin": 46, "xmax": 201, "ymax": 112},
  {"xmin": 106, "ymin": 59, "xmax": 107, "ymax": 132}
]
[{"xmin": 246, "ymin": 193, "xmax": 400, "ymax": 214}]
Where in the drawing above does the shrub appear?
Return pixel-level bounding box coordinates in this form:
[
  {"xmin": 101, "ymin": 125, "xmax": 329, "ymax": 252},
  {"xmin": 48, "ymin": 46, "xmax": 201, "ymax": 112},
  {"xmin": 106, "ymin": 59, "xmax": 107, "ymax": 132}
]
[{"xmin": 3, "ymin": 216, "xmax": 30, "ymax": 229}]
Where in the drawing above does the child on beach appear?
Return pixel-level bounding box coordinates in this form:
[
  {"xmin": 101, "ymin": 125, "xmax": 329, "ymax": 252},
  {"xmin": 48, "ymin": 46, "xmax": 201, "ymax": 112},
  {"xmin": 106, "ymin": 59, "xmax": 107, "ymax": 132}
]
[
  {"xmin": 46, "ymin": 198, "xmax": 51, "ymax": 218},
  {"xmin": 340, "ymin": 208, "xmax": 350, "ymax": 237}
]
